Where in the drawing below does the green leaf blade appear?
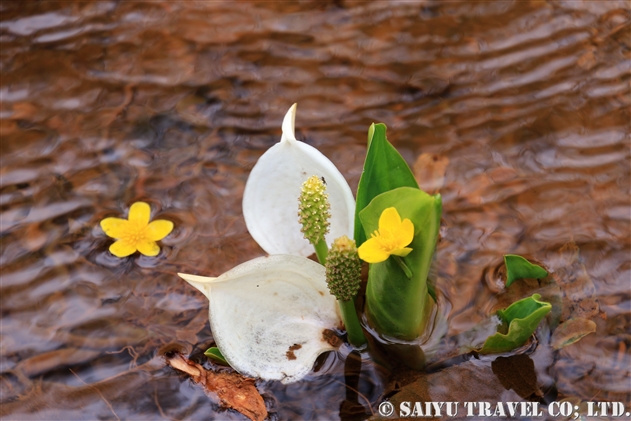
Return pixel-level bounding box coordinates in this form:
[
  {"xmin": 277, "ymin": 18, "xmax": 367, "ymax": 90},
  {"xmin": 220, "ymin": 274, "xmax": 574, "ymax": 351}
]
[
  {"xmin": 480, "ymin": 294, "xmax": 552, "ymax": 354},
  {"xmin": 360, "ymin": 187, "xmax": 441, "ymax": 340},
  {"xmin": 504, "ymin": 255, "xmax": 548, "ymax": 287},
  {"xmin": 354, "ymin": 123, "xmax": 419, "ymax": 246}
]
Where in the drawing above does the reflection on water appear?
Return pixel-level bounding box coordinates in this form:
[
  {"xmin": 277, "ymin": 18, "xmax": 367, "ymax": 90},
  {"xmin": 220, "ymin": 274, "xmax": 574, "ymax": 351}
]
[{"xmin": 1, "ymin": 1, "xmax": 629, "ymax": 419}]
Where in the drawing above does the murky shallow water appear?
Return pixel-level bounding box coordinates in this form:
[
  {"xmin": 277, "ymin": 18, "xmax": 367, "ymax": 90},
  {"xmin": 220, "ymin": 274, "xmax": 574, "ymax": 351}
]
[{"xmin": 1, "ymin": 1, "xmax": 629, "ymax": 420}]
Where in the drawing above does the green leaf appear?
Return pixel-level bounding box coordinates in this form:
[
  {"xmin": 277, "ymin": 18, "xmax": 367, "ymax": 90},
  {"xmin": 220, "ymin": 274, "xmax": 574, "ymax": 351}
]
[
  {"xmin": 359, "ymin": 187, "xmax": 441, "ymax": 340},
  {"xmin": 480, "ymin": 294, "xmax": 551, "ymax": 354},
  {"xmin": 354, "ymin": 123, "xmax": 419, "ymax": 247},
  {"xmin": 504, "ymin": 255, "xmax": 548, "ymax": 287},
  {"xmin": 204, "ymin": 346, "xmax": 230, "ymax": 366}
]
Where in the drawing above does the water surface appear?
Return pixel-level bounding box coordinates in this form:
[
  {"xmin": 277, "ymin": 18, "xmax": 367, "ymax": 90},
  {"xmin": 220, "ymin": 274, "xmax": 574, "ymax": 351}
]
[{"xmin": 1, "ymin": 1, "xmax": 629, "ymax": 420}]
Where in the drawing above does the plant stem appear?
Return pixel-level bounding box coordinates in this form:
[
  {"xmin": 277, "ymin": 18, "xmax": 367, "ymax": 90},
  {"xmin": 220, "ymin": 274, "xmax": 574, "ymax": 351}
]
[
  {"xmin": 314, "ymin": 239, "xmax": 328, "ymax": 265},
  {"xmin": 339, "ymin": 299, "xmax": 367, "ymax": 347},
  {"xmin": 393, "ymin": 256, "xmax": 413, "ymax": 279}
]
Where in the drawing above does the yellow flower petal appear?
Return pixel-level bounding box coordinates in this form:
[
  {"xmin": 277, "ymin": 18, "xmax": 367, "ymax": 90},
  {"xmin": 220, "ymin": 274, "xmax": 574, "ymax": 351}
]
[
  {"xmin": 378, "ymin": 207, "xmax": 401, "ymax": 235},
  {"xmin": 397, "ymin": 218, "xmax": 415, "ymax": 249},
  {"xmin": 146, "ymin": 219, "xmax": 174, "ymax": 241},
  {"xmin": 390, "ymin": 247, "xmax": 413, "ymax": 257},
  {"xmin": 109, "ymin": 240, "xmax": 137, "ymax": 257},
  {"xmin": 128, "ymin": 202, "xmax": 151, "ymax": 225},
  {"xmin": 100, "ymin": 217, "xmax": 129, "ymax": 239},
  {"xmin": 137, "ymin": 240, "xmax": 160, "ymax": 257},
  {"xmin": 357, "ymin": 238, "xmax": 390, "ymax": 263},
  {"xmin": 358, "ymin": 207, "xmax": 415, "ymax": 264}
]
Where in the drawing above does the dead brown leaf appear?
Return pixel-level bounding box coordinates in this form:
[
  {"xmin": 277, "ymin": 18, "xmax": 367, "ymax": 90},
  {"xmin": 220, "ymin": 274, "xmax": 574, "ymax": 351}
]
[
  {"xmin": 491, "ymin": 354, "xmax": 542, "ymax": 399},
  {"xmin": 412, "ymin": 153, "xmax": 449, "ymax": 195},
  {"xmin": 553, "ymin": 242, "xmax": 604, "ymax": 322},
  {"xmin": 550, "ymin": 318, "xmax": 596, "ymax": 350},
  {"xmin": 165, "ymin": 352, "xmax": 267, "ymax": 421}
]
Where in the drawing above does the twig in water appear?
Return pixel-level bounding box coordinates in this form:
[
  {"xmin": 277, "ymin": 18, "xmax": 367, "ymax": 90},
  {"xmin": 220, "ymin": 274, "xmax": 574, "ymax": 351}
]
[{"xmin": 69, "ymin": 369, "xmax": 120, "ymax": 421}]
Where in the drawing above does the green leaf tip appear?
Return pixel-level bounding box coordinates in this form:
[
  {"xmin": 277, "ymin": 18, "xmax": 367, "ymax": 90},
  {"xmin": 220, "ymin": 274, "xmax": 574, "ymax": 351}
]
[
  {"xmin": 367, "ymin": 123, "xmax": 375, "ymax": 148},
  {"xmin": 480, "ymin": 293, "xmax": 552, "ymax": 354},
  {"xmin": 504, "ymin": 254, "xmax": 548, "ymax": 287},
  {"xmin": 204, "ymin": 346, "xmax": 230, "ymax": 366},
  {"xmin": 354, "ymin": 123, "xmax": 419, "ymax": 247}
]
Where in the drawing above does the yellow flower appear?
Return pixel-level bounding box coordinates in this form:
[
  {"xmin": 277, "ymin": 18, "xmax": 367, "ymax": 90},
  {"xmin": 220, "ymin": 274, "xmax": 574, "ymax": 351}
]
[
  {"xmin": 357, "ymin": 207, "xmax": 414, "ymax": 263},
  {"xmin": 100, "ymin": 202, "xmax": 173, "ymax": 257}
]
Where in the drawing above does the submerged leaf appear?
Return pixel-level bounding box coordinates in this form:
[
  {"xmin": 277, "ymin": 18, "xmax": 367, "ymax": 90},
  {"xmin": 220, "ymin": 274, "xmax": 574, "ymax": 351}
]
[
  {"xmin": 553, "ymin": 242, "xmax": 602, "ymax": 321},
  {"xmin": 491, "ymin": 354, "xmax": 542, "ymax": 399},
  {"xmin": 550, "ymin": 318, "xmax": 596, "ymax": 350},
  {"xmin": 354, "ymin": 123, "xmax": 419, "ymax": 247},
  {"xmin": 504, "ymin": 255, "xmax": 548, "ymax": 287},
  {"xmin": 179, "ymin": 255, "xmax": 342, "ymax": 383},
  {"xmin": 480, "ymin": 294, "xmax": 552, "ymax": 354},
  {"xmin": 242, "ymin": 104, "xmax": 354, "ymax": 256},
  {"xmin": 413, "ymin": 153, "xmax": 449, "ymax": 195}
]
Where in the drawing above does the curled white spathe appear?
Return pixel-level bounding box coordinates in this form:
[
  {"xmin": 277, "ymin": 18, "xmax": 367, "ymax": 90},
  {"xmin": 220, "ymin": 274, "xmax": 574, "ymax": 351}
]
[
  {"xmin": 178, "ymin": 254, "xmax": 342, "ymax": 383},
  {"xmin": 242, "ymin": 104, "xmax": 355, "ymax": 256}
]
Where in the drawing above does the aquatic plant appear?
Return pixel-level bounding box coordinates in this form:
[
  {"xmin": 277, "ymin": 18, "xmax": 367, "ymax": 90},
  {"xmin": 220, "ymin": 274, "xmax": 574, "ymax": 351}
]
[
  {"xmin": 100, "ymin": 201, "xmax": 173, "ymax": 257},
  {"xmin": 296, "ymin": 175, "xmax": 366, "ymax": 346},
  {"xmin": 177, "ymin": 104, "xmax": 554, "ymax": 382},
  {"xmin": 180, "ymin": 104, "xmax": 354, "ymax": 383}
]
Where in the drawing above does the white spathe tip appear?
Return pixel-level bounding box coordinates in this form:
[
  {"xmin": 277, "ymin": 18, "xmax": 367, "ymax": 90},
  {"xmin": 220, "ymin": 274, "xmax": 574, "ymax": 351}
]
[
  {"xmin": 181, "ymin": 255, "xmax": 342, "ymax": 383},
  {"xmin": 177, "ymin": 273, "xmax": 218, "ymax": 299},
  {"xmin": 281, "ymin": 103, "xmax": 298, "ymax": 142},
  {"xmin": 243, "ymin": 104, "xmax": 355, "ymax": 256}
]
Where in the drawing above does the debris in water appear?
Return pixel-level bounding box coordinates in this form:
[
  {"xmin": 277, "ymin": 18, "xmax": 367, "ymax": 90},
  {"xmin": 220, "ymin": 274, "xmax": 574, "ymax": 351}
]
[
  {"xmin": 551, "ymin": 318, "xmax": 597, "ymax": 350},
  {"xmin": 491, "ymin": 354, "xmax": 543, "ymax": 400},
  {"xmin": 413, "ymin": 152, "xmax": 449, "ymax": 195},
  {"xmin": 164, "ymin": 352, "xmax": 267, "ymax": 421},
  {"xmin": 553, "ymin": 242, "xmax": 605, "ymax": 322}
]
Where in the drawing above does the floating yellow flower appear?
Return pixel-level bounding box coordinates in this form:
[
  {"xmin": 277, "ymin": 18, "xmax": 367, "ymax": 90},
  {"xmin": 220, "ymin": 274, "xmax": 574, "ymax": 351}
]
[
  {"xmin": 357, "ymin": 207, "xmax": 414, "ymax": 263},
  {"xmin": 100, "ymin": 202, "xmax": 173, "ymax": 257}
]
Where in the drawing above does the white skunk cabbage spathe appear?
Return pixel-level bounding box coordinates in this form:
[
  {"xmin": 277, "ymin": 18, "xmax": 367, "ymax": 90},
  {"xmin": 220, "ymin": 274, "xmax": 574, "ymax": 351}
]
[
  {"xmin": 178, "ymin": 254, "xmax": 342, "ymax": 384},
  {"xmin": 243, "ymin": 104, "xmax": 355, "ymax": 256}
]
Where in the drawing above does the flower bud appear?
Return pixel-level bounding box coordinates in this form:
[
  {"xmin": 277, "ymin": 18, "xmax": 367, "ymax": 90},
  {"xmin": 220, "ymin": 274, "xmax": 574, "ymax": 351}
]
[{"xmin": 326, "ymin": 236, "xmax": 361, "ymax": 301}]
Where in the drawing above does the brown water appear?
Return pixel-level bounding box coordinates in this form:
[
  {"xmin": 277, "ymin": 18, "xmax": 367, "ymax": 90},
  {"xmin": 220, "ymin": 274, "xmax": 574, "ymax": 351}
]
[{"xmin": 1, "ymin": 1, "xmax": 629, "ymax": 420}]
